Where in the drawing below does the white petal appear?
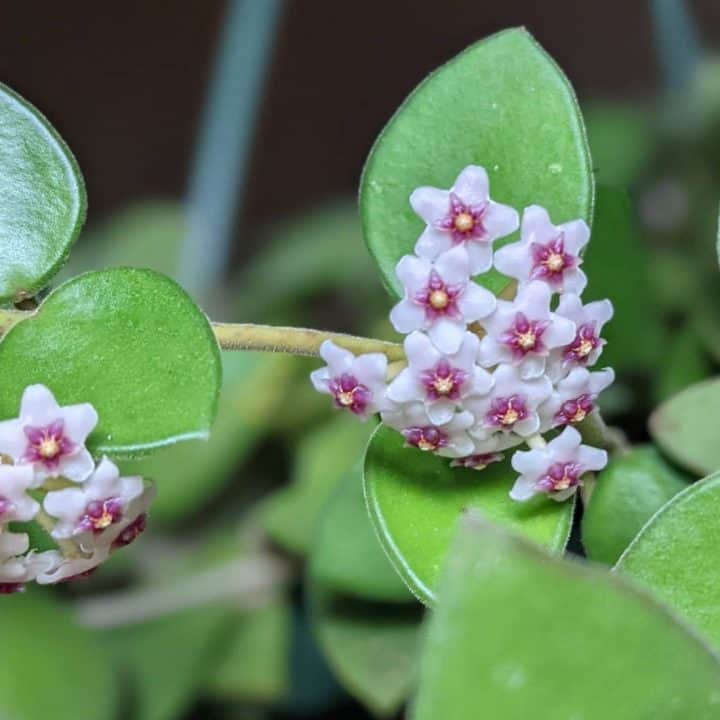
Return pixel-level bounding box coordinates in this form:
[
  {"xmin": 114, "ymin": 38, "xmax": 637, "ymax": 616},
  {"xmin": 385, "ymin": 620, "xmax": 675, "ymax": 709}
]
[
  {"xmin": 415, "ymin": 226, "xmax": 452, "ymax": 260},
  {"xmin": 521, "ymin": 205, "xmax": 554, "ymax": 241},
  {"xmin": 319, "ymin": 341, "xmax": 354, "ymax": 376},
  {"xmin": 549, "ymin": 426, "xmax": 582, "ymax": 456},
  {"xmin": 404, "ymin": 331, "xmax": 439, "ymax": 369},
  {"xmin": 310, "ymin": 367, "xmax": 330, "ymax": 394},
  {"xmin": 434, "ymin": 245, "xmax": 471, "ymax": 286},
  {"xmin": 387, "ymin": 369, "xmax": 421, "ymax": 403},
  {"xmin": 353, "ymin": 353, "xmax": 388, "ymax": 385},
  {"xmin": 458, "ymin": 283, "xmax": 496, "ymax": 322},
  {"xmin": 514, "ymin": 415, "xmax": 541, "ymax": 437},
  {"xmin": 428, "ymin": 318, "xmax": 464, "ymax": 354},
  {"xmin": 561, "ymin": 268, "xmax": 588, "ymax": 295},
  {"xmin": 484, "ymin": 202, "xmax": 520, "ymax": 239},
  {"xmin": 19, "ymin": 384, "xmax": 60, "ymax": 424},
  {"xmin": 453, "ymin": 165, "xmax": 489, "ymax": 205},
  {"xmin": 577, "ymin": 445, "xmax": 608, "ymax": 472},
  {"xmin": 389, "ymin": 300, "xmax": 425, "ymax": 334},
  {"xmin": 61, "ymin": 403, "xmax": 99, "ymax": 444},
  {"xmin": 395, "ymin": 254, "xmax": 430, "ymax": 291},
  {"xmin": 427, "ymin": 400, "xmax": 455, "ymax": 426},
  {"xmin": 476, "ymin": 337, "xmax": 508, "ymax": 368},
  {"xmin": 560, "ymin": 219, "xmax": 590, "ymax": 255},
  {"xmin": 544, "ymin": 314, "xmax": 577, "ymax": 349},
  {"xmin": 44, "ymin": 488, "xmax": 87, "ymax": 527},
  {"xmin": 510, "ymin": 476, "xmax": 538, "ymax": 501},
  {"xmin": 518, "ymin": 355, "xmax": 546, "ymax": 380},
  {"xmin": 410, "ymin": 187, "xmax": 450, "ymax": 223},
  {"xmin": 465, "ymin": 242, "xmax": 494, "ymax": 275},
  {"xmin": 493, "ymin": 239, "xmax": 531, "ymax": 282},
  {"xmin": 0, "ymin": 419, "xmax": 27, "ymax": 461},
  {"xmin": 58, "ymin": 449, "xmax": 96, "ymax": 484}
]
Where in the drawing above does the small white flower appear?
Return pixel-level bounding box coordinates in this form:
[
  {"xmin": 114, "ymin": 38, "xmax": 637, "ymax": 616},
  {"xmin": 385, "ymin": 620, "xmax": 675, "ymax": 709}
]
[
  {"xmin": 0, "ymin": 384, "xmax": 97, "ymax": 485},
  {"xmin": 410, "ymin": 165, "xmax": 519, "ymax": 274},
  {"xmin": 35, "ymin": 547, "xmax": 109, "ymax": 585},
  {"xmin": 0, "ymin": 531, "xmax": 54, "ymax": 591},
  {"xmin": 43, "ymin": 457, "xmax": 145, "ymax": 550},
  {"xmin": 389, "ymin": 246, "xmax": 496, "ymax": 353},
  {"xmin": 539, "ymin": 367, "xmax": 615, "ymax": 431},
  {"xmin": 387, "ymin": 331, "xmax": 492, "ymax": 425},
  {"xmin": 476, "ymin": 281, "xmax": 576, "ymax": 379},
  {"xmin": 381, "ymin": 403, "xmax": 475, "ymax": 458},
  {"xmin": 310, "ymin": 341, "xmax": 389, "ymax": 419},
  {"xmin": 494, "ymin": 205, "xmax": 589, "ymax": 293},
  {"xmin": 464, "ymin": 364, "xmax": 552, "ymax": 443},
  {"xmin": 0, "ymin": 464, "xmax": 39, "ymax": 522},
  {"xmin": 509, "ymin": 426, "xmax": 607, "ymax": 502},
  {"xmin": 547, "ymin": 294, "xmax": 614, "ymax": 379}
]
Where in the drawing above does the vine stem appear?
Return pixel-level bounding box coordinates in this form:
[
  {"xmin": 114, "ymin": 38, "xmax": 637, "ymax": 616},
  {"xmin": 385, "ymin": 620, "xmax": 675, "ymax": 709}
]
[{"xmin": 0, "ymin": 308, "xmax": 405, "ymax": 361}]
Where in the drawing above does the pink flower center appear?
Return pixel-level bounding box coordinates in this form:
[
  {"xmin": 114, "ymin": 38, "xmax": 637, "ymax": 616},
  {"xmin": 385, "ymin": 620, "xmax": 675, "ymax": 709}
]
[
  {"xmin": 451, "ymin": 452, "xmax": 504, "ymax": 470},
  {"xmin": 78, "ymin": 498, "xmax": 124, "ymax": 534},
  {"xmin": 414, "ymin": 270, "xmax": 463, "ymax": 321},
  {"xmin": 328, "ymin": 373, "xmax": 371, "ymax": 415},
  {"xmin": 436, "ymin": 193, "xmax": 488, "ymax": 244},
  {"xmin": 564, "ymin": 324, "xmax": 601, "ymax": 363},
  {"xmin": 420, "ymin": 360, "xmax": 468, "ymax": 400},
  {"xmin": 0, "ymin": 495, "xmax": 13, "ymax": 519},
  {"xmin": 112, "ymin": 513, "xmax": 147, "ymax": 549},
  {"xmin": 501, "ymin": 313, "xmax": 549, "ymax": 360},
  {"xmin": 536, "ymin": 462, "xmax": 583, "ymax": 493},
  {"xmin": 530, "ymin": 236, "xmax": 576, "ymax": 286},
  {"xmin": 486, "ymin": 395, "xmax": 528, "ymax": 430},
  {"xmin": 0, "ymin": 582, "xmax": 24, "ymax": 595},
  {"xmin": 22, "ymin": 420, "xmax": 76, "ymax": 469},
  {"xmin": 402, "ymin": 426, "xmax": 448, "ymax": 452},
  {"xmin": 555, "ymin": 394, "xmax": 594, "ymax": 426}
]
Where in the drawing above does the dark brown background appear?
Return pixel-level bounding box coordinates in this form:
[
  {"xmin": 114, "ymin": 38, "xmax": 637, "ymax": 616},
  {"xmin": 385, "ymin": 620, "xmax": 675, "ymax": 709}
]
[{"xmin": 2, "ymin": 1, "xmax": 719, "ymax": 235}]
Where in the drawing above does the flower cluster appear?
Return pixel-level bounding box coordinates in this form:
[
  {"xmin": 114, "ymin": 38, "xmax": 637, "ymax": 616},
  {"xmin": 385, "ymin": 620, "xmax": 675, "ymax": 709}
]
[
  {"xmin": 311, "ymin": 166, "xmax": 613, "ymax": 502},
  {"xmin": 0, "ymin": 385, "xmax": 154, "ymax": 593}
]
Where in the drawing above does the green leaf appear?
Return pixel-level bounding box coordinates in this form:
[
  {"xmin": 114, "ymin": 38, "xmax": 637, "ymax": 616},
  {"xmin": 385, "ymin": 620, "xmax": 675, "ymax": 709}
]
[
  {"xmin": 101, "ymin": 607, "xmax": 231, "ymax": 720},
  {"xmin": 649, "ymin": 377, "xmax": 720, "ymax": 476},
  {"xmin": 412, "ymin": 512, "xmax": 720, "ymax": 720},
  {"xmin": 0, "ymin": 268, "xmax": 221, "ymax": 457},
  {"xmin": 360, "ymin": 28, "xmax": 593, "ymax": 297},
  {"xmin": 124, "ymin": 351, "xmax": 295, "ymax": 522},
  {"xmin": 654, "ymin": 323, "xmax": 711, "ymax": 403},
  {"xmin": 0, "ymin": 592, "xmax": 115, "ymax": 720},
  {"xmin": 0, "ymin": 83, "xmax": 86, "ymax": 302},
  {"xmin": 263, "ymin": 415, "xmax": 375, "ymax": 554},
  {"xmin": 363, "ymin": 425, "xmax": 574, "ymax": 604},
  {"xmin": 616, "ymin": 472, "xmax": 720, "ymax": 651},
  {"xmin": 205, "ymin": 600, "xmax": 291, "ymax": 703},
  {"xmin": 583, "ymin": 186, "xmax": 662, "ymax": 372},
  {"xmin": 309, "ymin": 583, "xmax": 420, "ymax": 717},
  {"xmin": 582, "ymin": 445, "xmax": 689, "ymax": 565},
  {"xmin": 310, "ymin": 464, "xmax": 413, "ymax": 603}
]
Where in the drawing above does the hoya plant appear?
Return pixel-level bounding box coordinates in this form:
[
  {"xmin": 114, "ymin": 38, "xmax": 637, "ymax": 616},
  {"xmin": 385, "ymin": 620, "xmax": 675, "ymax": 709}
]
[{"xmin": 2, "ymin": 26, "xmax": 720, "ymax": 719}]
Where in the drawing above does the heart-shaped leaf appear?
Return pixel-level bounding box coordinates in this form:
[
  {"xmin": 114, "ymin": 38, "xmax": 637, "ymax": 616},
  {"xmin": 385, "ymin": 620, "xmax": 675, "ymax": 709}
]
[
  {"xmin": 0, "ymin": 83, "xmax": 86, "ymax": 302},
  {"xmin": 412, "ymin": 512, "xmax": 720, "ymax": 720},
  {"xmin": 0, "ymin": 592, "xmax": 115, "ymax": 720},
  {"xmin": 309, "ymin": 583, "xmax": 420, "ymax": 718},
  {"xmin": 363, "ymin": 425, "xmax": 574, "ymax": 604},
  {"xmin": 616, "ymin": 472, "xmax": 720, "ymax": 650},
  {"xmin": 0, "ymin": 268, "xmax": 221, "ymax": 457},
  {"xmin": 310, "ymin": 464, "xmax": 413, "ymax": 603},
  {"xmin": 649, "ymin": 377, "xmax": 720, "ymax": 476},
  {"xmin": 360, "ymin": 28, "xmax": 593, "ymax": 296},
  {"xmin": 582, "ymin": 446, "xmax": 689, "ymax": 565}
]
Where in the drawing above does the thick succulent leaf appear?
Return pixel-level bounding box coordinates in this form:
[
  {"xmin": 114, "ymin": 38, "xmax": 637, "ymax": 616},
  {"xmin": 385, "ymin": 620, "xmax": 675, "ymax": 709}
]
[
  {"xmin": 310, "ymin": 465, "xmax": 413, "ymax": 603},
  {"xmin": 263, "ymin": 415, "xmax": 375, "ymax": 554},
  {"xmin": 309, "ymin": 583, "xmax": 420, "ymax": 717},
  {"xmin": 0, "ymin": 83, "xmax": 86, "ymax": 301},
  {"xmin": 0, "ymin": 268, "xmax": 221, "ymax": 457},
  {"xmin": 0, "ymin": 592, "xmax": 115, "ymax": 720},
  {"xmin": 360, "ymin": 28, "xmax": 593, "ymax": 296},
  {"xmin": 582, "ymin": 445, "xmax": 689, "ymax": 565},
  {"xmin": 363, "ymin": 425, "xmax": 574, "ymax": 604},
  {"xmin": 616, "ymin": 473, "xmax": 720, "ymax": 651},
  {"xmin": 412, "ymin": 512, "xmax": 720, "ymax": 720},
  {"xmin": 649, "ymin": 377, "xmax": 720, "ymax": 476}
]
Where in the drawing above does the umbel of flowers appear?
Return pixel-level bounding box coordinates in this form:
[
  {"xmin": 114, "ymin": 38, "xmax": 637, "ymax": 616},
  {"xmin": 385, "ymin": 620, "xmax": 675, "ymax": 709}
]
[
  {"xmin": 0, "ymin": 385, "xmax": 154, "ymax": 593},
  {"xmin": 311, "ymin": 166, "xmax": 614, "ymax": 502}
]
